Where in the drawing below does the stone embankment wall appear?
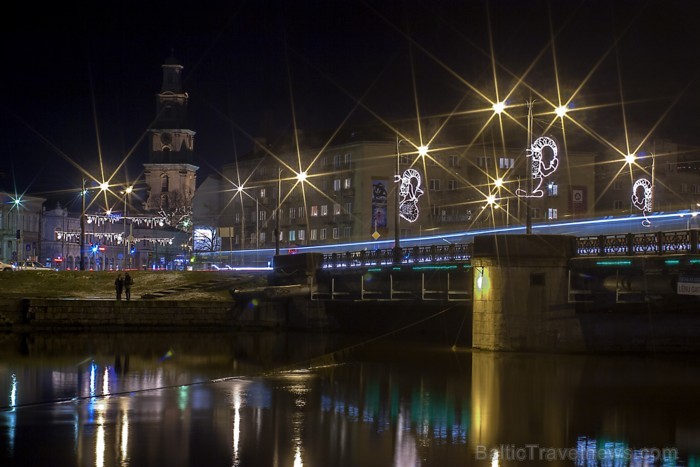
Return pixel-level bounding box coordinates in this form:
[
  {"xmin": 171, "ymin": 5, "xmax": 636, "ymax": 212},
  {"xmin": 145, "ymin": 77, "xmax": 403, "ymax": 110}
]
[{"xmin": 0, "ymin": 298, "xmax": 291, "ymax": 330}]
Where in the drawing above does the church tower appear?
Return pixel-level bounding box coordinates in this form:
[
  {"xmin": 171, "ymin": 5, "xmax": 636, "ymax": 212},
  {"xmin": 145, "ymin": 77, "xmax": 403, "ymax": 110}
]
[{"xmin": 143, "ymin": 52, "xmax": 198, "ymax": 213}]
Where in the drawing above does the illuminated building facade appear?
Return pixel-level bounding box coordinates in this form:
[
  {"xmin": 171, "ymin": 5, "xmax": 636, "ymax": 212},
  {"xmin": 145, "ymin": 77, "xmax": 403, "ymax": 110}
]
[
  {"xmin": 207, "ymin": 136, "xmax": 597, "ymax": 256},
  {"xmin": 0, "ymin": 192, "xmax": 45, "ymax": 263}
]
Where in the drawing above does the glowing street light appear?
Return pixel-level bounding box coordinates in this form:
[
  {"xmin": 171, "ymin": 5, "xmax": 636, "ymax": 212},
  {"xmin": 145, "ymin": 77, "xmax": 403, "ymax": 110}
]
[
  {"xmin": 555, "ymin": 105, "xmax": 568, "ymax": 118},
  {"xmin": 494, "ymin": 177, "xmax": 504, "ymax": 188},
  {"xmin": 418, "ymin": 145, "xmax": 429, "ymax": 157},
  {"xmin": 492, "ymin": 101, "xmax": 506, "ymax": 114},
  {"xmin": 625, "ymin": 153, "xmax": 636, "ymax": 165},
  {"xmin": 296, "ymin": 171, "xmax": 307, "ymax": 183}
]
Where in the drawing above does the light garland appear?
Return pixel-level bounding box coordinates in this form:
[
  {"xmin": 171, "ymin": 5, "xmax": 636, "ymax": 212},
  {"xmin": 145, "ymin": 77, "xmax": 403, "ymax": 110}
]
[
  {"xmin": 516, "ymin": 136, "xmax": 559, "ymax": 198},
  {"xmin": 631, "ymin": 178, "xmax": 653, "ymax": 227},
  {"xmin": 55, "ymin": 230, "xmax": 175, "ymax": 246},
  {"xmin": 86, "ymin": 214, "xmax": 167, "ymax": 227},
  {"xmin": 395, "ymin": 168, "xmax": 424, "ymax": 223}
]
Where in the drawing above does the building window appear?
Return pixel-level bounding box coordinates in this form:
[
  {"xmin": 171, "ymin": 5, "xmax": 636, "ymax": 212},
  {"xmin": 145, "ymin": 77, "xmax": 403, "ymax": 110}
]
[
  {"xmin": 235, "ymin": 213, "xmax": 241, "ymax": 223},
  {"xmin": 532, "ymin": 208, "xmax": 541, "ymax": 219},
  {"xmin": 499, "ymin": 157, "xmax": 515, "ymax": 169},
  {"xmin": 476, "ymin": 157, "xmax": 489, "ymax": 168},
  {"xmin": 399, "ymin": 154, "xmax": 410, "ymax": 164},
  {"xmin": 334, "ymin": 203, "xmax": 341, "ymax": 215},
  {"xmin": 310, "ymin": 229, "xmax": 318, "ymax": 240},
  {"xmin": 289, "ymin": 230, "xmax": 296, "ymax": 242},
  {"xmin": 298, "ymin": 229, "xmax": 305, "ymax": 241},
  {"xmin": 613, "ymin": 200, "xmax": 623, "ymax": 210},
  {"xmin": 344, "ymin": 153, "xmax": 352, "ymax": 166},
  {"xmin": 320, "ymin": 228, "xmax": 327, "ymax": 240},
  {"xmin": 613, "ymin": 180, "xmax": 623, "ymax": 191},
  {"xmin": 260, "ymin": 188, "xmax": 266, "ymax": 198},
  {"xmin": 297, "ymin": 206, "xmax": 304, "ymax": 218},
  {"xmin": 311, "ymin": 206, "xmax": 318, "ymax": 216},
  {"xmin": 321, "ymin": 157, "xmax": 328, "ymax": 169},
  {"xmin": 343, "ymin": 226, "xmax": 351, "ymax": 238},
  {"xmin": 547, "ymin": 208, "xmax": 558, "ymax": 220},
  {"xmin": 259, "ymin": 210, "xmax": 266, "ymax": 221},
  {"xmin": 681, "ymin": 183, "xmax": 688, "ymax": 193},
  {"xmin": 321, "ymin": 205, "xmax": 328, "ymax": 216},
  {"xmin": 447, "ymin": 180, "xmax": 458, "ymax": 191},
  {"xmin": 430, "ymin": 179, "xmax": 441, "ymax": 191},
  {"xmin": 343, "ymin": 178, "xmax": 352, "ymax": 189},
  {"xmin": 161, "ymin": 174, "xmax": 169, "ymax": 192},
  {"xmin": 449, "ymin": 155, "xmax": 460, "ymax": 168},
  {"xmin": 289, "ymin": 207, "xmax": 296, "ymax": 220},
  {"xmin": 332, "ymin": 227, "xmax": 340, "ymax": 239},
  {"xmin": 322, "ymin": 179, "xmax": 329, "ymax": 191},
  {"xmin": 334, "ymin": 154, "xmax": 342, "ymax": 168},
  {"xmin": 547, "ymin": 183, "xmax": 558, "ymax": 197},
  {"xmin": 259, "ymin": 232, "xmax": 266, "ymax": 244},
  {"xmin": 334, "ymin": 179, "xmax": 341, "ymax": 191}
]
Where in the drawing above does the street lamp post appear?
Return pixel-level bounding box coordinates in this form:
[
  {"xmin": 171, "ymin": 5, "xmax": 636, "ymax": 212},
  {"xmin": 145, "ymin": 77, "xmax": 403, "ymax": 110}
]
[
  {"xmin": 526, "ymin": 100, "xmax": 534, "ymax": 234},
  {"xmin": 394, "ymin": 135, "xmax": 404, "ymax": 264},
  {"xmin": 80, "ymin": 179, "xmax": 86, "ymax": 271},
  {"xmin": 122, "ymin": 186, "xmax": 132, "ymax": 270},
  {"xmin": 275, "ymin": 167, "xmax": 281, "ymax": 256}
]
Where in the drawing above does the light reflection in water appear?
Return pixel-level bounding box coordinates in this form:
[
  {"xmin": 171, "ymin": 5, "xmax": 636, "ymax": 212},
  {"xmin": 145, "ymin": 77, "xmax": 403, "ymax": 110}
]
[
  {"xmin": 89, "ymin": 361, "xmax": 97, "ymax": 398},
  {"xmin": 96, "ymin": 413, "xmax": 105, "ymax": 467},
  {"xmin": 392, "ymin": 407, "xmax": 418, "ymax": 467},
  {"xmin": 231, "ymin": 383, "xmax": 242, "ymax": 466},
  {"xmin": 119, "ymin": 400, "xmax": 130, "ymax": 467}
]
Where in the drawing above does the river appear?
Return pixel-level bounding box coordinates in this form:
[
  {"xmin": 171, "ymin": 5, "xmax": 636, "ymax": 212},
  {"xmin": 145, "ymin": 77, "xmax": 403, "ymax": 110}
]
[{"xmin": 0, "ymin": 331, "xmax": 698, "ymax": 466}]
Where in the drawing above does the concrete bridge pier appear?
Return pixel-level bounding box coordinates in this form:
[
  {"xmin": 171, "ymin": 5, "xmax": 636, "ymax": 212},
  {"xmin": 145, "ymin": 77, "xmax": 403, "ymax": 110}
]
[{"xmin": 471, "ymin": 234, "xmax": 582, "ymax": 351}]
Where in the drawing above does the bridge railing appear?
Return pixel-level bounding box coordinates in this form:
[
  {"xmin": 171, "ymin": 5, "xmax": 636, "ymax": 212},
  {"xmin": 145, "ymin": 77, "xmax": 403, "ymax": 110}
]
[
  {"xmin": 322, "ymin": 243, "xmax": 473, "ymax": 268},
  {"xmin": 320, "ymin": 230, "xmax": 699, "ymax": 268},
  {"xmin": 576, "ymin": 230, "xmax": 699, "ymax": 256}
]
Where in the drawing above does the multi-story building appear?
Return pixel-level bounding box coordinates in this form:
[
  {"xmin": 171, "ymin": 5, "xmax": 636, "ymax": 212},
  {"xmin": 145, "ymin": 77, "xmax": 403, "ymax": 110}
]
[
  {"xmin": 201, "ymin": 134, "xmax": 597, "ymax": 263},
  {"xmin": 595, "ymin": 138, "xmax": 700, "ymax": 217},
  {"xmin": 0, "ymin": 192, "xmax": 45, "ymax": 264}
]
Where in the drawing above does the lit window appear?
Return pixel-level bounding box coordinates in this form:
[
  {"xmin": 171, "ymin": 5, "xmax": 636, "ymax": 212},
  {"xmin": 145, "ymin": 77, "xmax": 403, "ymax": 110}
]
[
  {"xmin": 289, "ymin": 230, "xmax": 296, "ymax": 241},
  {"xmin": 298, "ymin": 230, "xmax": 305, "ymax": 241},
  {"xmin": 289, "ymin": 207, "xmax": 296, "ymax": 219},
  {"xmin": 499, "ymin": 157, "xmax": 515, "ymax": 169},
  {"xmin": 344, "ymin": 178, "xmax": 352, "ymax": 189},
  {"xmin": 320, "ymin": 228, "xmax": 327, "ymax": 240},
  {"xmin": 310, "ymin": 229, "xmax": 317, "ymax": 240},
  {"xmin": 259, "ymin": 211, "xmax": 266, "ymax": 221},
  {"xmin": 547, "ymin": 183, "xmax": 558, "ymax": 197},
  {"xmin": 334, "ymin": 203, "xmax": 341, "ymax": 215},
  {"xmin": 332, "ymin": 227, "xmax": 340, "ymax": 239},
  {"xmin": 321, "ymin": 205, "xmax": 328, "ymax": 216},
  {"xmin": 260, "ymin": 188, "xmax": 266, "ymax": 198},
  {"xmin": 547, "ymin": 208, "xmax": 558, "ymax": 220},
  {"xmin": 333, "ymin": 179, "xmax": 341, "ymax": 191},
  {"xmin": 311, "ymin": 206, "xmax": 318, "ymax": 216}
]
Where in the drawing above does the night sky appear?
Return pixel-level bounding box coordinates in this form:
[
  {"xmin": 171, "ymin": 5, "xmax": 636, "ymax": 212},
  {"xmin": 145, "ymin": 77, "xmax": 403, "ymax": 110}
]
[{"xmin": 2, "ymin": 0, "xmax": 700, "ymax": 209}]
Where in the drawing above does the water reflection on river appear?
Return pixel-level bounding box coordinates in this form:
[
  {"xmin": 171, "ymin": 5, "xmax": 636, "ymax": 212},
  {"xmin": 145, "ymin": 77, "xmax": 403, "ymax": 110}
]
[{"xmin": 0, "ymin": 331, "xmax": 699, "ymax": 466}]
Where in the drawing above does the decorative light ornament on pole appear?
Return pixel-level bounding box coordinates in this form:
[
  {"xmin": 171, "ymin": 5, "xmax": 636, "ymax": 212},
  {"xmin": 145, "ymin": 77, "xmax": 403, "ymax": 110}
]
[{"xmin": 514, "ymin": 100, "xmax": 560, "ymax": 234}]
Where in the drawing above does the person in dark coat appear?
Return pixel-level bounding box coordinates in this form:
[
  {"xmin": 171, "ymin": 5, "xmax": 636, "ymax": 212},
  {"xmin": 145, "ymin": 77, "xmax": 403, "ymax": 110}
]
[
  {"xmin": 115, "ymin": 274, "xmax": 124, "ymax": 300},
  {"xmin": 124, "ymin": 272, "xmax": 133, "ymax": 301}
]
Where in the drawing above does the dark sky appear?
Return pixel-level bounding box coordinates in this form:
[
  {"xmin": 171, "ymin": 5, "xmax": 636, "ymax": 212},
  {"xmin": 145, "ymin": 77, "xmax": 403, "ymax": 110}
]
[{"xmin": 2, "ymin": 0, "xmax": 700, "ymax": 208}]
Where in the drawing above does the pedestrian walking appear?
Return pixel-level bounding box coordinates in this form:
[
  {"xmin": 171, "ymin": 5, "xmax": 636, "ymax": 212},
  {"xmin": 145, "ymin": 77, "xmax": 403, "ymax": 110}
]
[
  {"xmin": 115, "ymin": 274, "xmax": 124, "ymax": 300},
  {"xmin": 124, "ymin": 272, "xmax": 133, "ymax": 301}
]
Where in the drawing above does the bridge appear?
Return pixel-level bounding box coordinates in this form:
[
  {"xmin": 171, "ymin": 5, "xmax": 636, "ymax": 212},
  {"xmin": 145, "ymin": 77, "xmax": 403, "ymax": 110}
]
[
  {"xmin": 231, "ymin": 227, "xmax": 700, "ymax": 353},
  {"xmin": 304, "ymin": 229, "xmax": 699, "ymax": 304}
]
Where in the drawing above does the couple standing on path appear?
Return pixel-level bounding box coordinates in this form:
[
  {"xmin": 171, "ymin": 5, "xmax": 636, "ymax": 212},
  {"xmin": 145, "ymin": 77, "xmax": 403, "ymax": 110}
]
[{"xmin": 115, "ymin": 272, "xmax": 134, "ymax": 300}]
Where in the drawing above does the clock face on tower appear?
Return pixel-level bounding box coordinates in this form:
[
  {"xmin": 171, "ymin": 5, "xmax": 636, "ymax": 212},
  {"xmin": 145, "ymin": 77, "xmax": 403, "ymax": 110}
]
[{"xmin": 161, "ymin": 132, "xmax": 172, "ymax": 145}]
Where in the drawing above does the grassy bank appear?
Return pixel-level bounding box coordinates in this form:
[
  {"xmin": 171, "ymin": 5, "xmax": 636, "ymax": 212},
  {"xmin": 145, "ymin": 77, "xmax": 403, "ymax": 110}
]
[{"xmin": 0, "ymin": 270, "xmax": 267, "ymax": 301}]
